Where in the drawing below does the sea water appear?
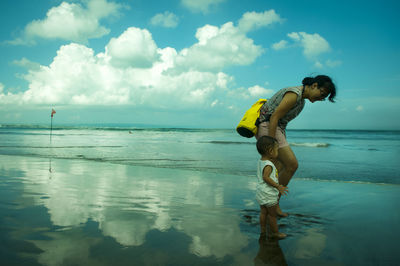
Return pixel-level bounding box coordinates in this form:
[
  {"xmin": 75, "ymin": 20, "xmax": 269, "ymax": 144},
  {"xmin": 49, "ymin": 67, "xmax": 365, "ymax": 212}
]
[
  {"xmin": 1, "ymin": 124, "xmax": 399, "ymax": 184},
  {"xmin": 1, "ymin": 125, "xmax": 399, "ymax": 265}
]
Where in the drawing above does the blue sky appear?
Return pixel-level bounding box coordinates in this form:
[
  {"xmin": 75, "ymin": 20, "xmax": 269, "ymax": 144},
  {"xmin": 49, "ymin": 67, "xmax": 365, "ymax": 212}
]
[{"xmin": 0, "ymin": 0, "xmax": 399, "ymax": 129}]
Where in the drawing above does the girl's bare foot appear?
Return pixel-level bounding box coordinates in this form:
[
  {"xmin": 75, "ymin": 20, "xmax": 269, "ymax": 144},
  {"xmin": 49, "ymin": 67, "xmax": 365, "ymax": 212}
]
[
  {"xmin": 271, "ymin": 232, "xmax": 287, "ymax": 239},
  {"xmin": 276, "ymin": 204, "xmax": 288, "ymax": 217}
]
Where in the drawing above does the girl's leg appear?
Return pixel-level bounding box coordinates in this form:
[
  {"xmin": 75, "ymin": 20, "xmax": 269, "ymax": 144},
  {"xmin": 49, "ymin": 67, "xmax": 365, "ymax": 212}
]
[
  {"xmin": 275, "ymin": 145, "xmax": 298, "ymax": 217},
  {"xmin": 276, "ymin": 196, "xmax": 287, "ymax": 217},
  {"xmin": 267, "ymin": 205, "xmax": 287, "ymax": 239},
  {"xmin": 260, "ymin": 205, "xmax": 268, "ymax": 234},
  {"xmin": 266, "ymin": 205, "xmax": 279, "ymax": 234},
  {"xmin": 277, "ymin": 145, "xmax": 298, "ymax": 187}
]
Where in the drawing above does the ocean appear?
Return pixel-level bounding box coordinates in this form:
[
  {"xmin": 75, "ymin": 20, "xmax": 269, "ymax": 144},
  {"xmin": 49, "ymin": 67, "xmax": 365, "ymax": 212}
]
[
  {"xmin": 1, "ymin": 124, "xmax": 399, "ymax": 265},
  {"xmin": 1, "ymin": 124, "xmax": 399, "ymax": 184}
]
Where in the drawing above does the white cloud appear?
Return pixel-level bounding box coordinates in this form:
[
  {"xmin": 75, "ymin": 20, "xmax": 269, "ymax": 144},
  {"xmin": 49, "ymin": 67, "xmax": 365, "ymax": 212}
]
[
  {"xmin": 105, "ymin": 27, "xmax": 159, "ymax": 68},
  {"xmin": 314, "ymin": 59, "xmax": 342, "ymax": 69},
  {"xmin": 248, "ymin": 85, "xmax": 273, "ymax": 97},
  {"xmin": 9, "ymin": 0, "xmax": 124, "ymax": 45},
  {"xmin": 211, "ymin": 100, "xmax": 219, "ymax": 107},
  {"xmin": 12, "ymin": 57, "xmax": 41, "ymax": 70},
  {"xmin": 272, "ymin": 40, "xmax": 288, "ymax": 50},
  {"xmin": 1, "ymin": 41, "xmax": 230, "ymax": 107},
  {"xmin": 86, "ymin": 0, "xmax": 124, "ymax": 18},
  {"xmin": 326, "ymin": 59, "xmax": 342, "ymax": 68},
  {"xmin": 356, "ymin": 105, "xmax": 364, "ymax": 111},
  {"xmin": 174, "ymin": 13, "xmax": 275, "ymax": 72},
  {"xmin": 0, "ymin": 83, "xmax": 3, "ymax": 93},
  {"xmin": 181, "ymin": 0, "xmax": 225, "ymax": 13},
  {"xmin": 1, "ymin": 12, "xmax": 279, "ymax": 108},
  {"xmin": 287, "ymin": 31, "xmax": 331, "ymax": 59},
  {"xmin": 150, "ymin": 11, "xmax": 179, "ymax": 28},
  {"xmin": 287, "ymin": 32, "xmax": 300, "ymax": 41},
  {"xmin": 238, "ymin": 10, "xmax": 283, "ymax": 32},
  {"xmin": 229, "ymin": 85, "xmax": 274, "ymax": 99},
  {"xmin": 314, "ymin": 61, "xmax": 323, "ymax": 68}
]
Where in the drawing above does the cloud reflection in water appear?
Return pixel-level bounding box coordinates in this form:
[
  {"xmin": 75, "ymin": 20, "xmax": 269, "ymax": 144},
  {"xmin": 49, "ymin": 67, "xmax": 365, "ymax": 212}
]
[{"xmin": 7, "ymin": 157, "xmax": 251, "ymax": 263}]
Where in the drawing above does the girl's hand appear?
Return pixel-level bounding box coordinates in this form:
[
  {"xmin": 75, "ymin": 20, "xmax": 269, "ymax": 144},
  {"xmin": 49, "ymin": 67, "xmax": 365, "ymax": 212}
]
[{"xmin": 278, "ymin": 185, "xmax": 289, "ymax": 196}]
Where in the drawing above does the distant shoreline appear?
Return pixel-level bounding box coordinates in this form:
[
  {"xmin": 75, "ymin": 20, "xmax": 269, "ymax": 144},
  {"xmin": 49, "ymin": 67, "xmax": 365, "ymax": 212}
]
[{"xmin": 1, "ymin": 123, "xmax": 399, "ymax": 132}]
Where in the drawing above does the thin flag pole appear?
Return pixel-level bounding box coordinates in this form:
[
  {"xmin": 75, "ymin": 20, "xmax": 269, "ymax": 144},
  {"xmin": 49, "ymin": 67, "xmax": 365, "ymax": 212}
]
[
  {"xmin": 50, "ymin": 109, "xmax": 56, "ymax": 143},
  {"xmin": 50, "ymin": 115, "xmax": 53, "ymax": 143},
  {"xmin": 49, "ymin": 109, "xmax": 56, "ymax": 173}
]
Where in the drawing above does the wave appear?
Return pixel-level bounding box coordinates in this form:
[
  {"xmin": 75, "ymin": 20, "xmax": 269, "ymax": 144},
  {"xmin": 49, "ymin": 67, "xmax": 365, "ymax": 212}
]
[
  {"xmin": 205, "ymin": 141, "xmax": 330, "ymax": 147},
  {"xmin": 1, "ymin": 152, "xmax": 398, "ymax": 185},
  {"xmin": 0, "ymin": 145, "xmax": 123, "ymax": 149},
  {"xmin": 205, "ymin": 141, "xmax": 254, "ymax": 145},
  {"xmin": 289, "ymin": 129, "xmax": 400, "ymax": 134},
  {"xmin": 290, "ymin": 142, "xmax": 330, "ymax": 148},
  {"xmin": 0, "ymin": 124, "xmax": 232, "ymax": 133},
  {"xmin": 295, "ymin": 177, "xmax": 400, "ymax": 186}
]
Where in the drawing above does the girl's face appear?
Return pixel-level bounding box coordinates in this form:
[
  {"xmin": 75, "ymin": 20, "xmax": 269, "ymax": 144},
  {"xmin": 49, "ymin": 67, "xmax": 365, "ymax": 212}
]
[
  {"xmin": 269, "ymin": 143, "xmax": 279, "ymax": 159},
  {"xmin": 309, "ymin": 84, "xmax": 329, "ymax": 103}
]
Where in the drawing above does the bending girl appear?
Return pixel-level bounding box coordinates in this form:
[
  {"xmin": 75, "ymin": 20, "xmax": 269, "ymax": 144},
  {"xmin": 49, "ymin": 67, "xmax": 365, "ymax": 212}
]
[{"xmin": 256, "ymin": 75, "xmax": 337, "ymax": 216}]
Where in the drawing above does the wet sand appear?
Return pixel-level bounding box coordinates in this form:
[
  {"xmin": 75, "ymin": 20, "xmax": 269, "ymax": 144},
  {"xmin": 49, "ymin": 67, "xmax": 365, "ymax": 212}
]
[{"xmin": 0, "ymin": 155, "xmax": 399, "ymax": 265}]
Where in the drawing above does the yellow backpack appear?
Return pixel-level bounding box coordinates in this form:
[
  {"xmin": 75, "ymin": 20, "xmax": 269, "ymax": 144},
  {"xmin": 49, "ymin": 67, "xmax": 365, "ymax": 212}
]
[{"xmin": 236, "ymin": 99, "xmax": 267, "ymax": 138}]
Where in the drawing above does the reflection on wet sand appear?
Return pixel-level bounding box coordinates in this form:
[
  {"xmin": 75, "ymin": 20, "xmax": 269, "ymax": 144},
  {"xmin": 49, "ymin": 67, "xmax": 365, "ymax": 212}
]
[
  {"xmin": 242, "ymin": 208, "xmax": 328, "ymax": 265},
  {"xmin": 29, "ymin": 229, "xmax": 103, "ymax": 266},
  {"xmin": 3, "ymin": 155, "xmax": 398, "ymax": 265},
  {"xmin": 253, "ymin": 226, "xmax": 329, "ymax": 266},
  {"xmin": 254, "ymin": 235, "xmax": 287, "ymax": 266},
  {"xmin": 291, "ymin": 228, "xmax": 327, "ymax": 259},
  {"xmin": 2, "ymin": 156, "xmax": 252, "ymax": 265}
]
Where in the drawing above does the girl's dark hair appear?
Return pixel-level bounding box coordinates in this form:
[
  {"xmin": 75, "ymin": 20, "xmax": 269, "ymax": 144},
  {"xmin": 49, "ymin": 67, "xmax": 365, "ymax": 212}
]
[
  {"xmin": 256, "ymin": 136, "xmax": 277, "ymax": 156},
  {"xmin": 302, "ymin": 75, "xmax": 337, "ymax": 102}
]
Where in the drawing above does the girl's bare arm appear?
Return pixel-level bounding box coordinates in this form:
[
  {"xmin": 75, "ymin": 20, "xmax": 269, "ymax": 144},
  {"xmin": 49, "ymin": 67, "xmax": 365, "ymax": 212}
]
[
  {"xmin": 268, "ymin": 92, "xmax": 298, "ymax": 138},
  {"xmin": 263, "ymin": 165, "xmax": 289, "ymax": 195}
]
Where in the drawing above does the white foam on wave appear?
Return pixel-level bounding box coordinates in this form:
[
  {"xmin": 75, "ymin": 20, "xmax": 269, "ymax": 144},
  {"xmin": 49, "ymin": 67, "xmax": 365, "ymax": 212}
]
[
  {"xmin": 290, "ymin": 142, "xmax": 330, "ymax": 148},
  {"xmin": 296, "ymin": 177, "xmax": 399, "ymax": 186}
]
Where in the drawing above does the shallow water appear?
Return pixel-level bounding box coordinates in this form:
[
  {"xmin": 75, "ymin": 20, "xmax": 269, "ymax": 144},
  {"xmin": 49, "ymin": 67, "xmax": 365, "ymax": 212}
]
[
  {"xmin": 1, "ymin": 126, "xmax": 399, "ymax": 184},
  {"xmin": 1, "ymin": 155, "xmax": 399, "ymax": 265},
  {"xmin": 0, "ymin": 156, "xmax": 255, "ymax": 265}
]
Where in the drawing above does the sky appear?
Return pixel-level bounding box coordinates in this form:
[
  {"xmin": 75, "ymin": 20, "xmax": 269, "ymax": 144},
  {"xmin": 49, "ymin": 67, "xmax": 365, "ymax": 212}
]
[{"xmin": 0, "ymin": 0, "xmax": 399, "ymax": 129}]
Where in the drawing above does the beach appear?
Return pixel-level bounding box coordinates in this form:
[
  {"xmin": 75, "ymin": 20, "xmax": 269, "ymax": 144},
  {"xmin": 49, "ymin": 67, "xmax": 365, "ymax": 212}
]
[{"xmin": 1, "ymin": 154, "xmax": 399, "ymax": 266}]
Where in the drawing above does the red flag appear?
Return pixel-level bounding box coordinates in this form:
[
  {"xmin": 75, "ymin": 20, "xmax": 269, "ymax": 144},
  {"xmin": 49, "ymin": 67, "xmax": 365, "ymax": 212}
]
[{"xmin": 51, "ymin": 109, "xmax": 56, "ymax": 117}]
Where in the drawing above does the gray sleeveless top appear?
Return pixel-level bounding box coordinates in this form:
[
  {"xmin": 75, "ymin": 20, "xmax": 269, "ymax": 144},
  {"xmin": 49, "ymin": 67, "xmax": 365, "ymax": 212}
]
[{"xmin": 258, "ymin": 86, "xmax": 305, "ymax": 130}]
